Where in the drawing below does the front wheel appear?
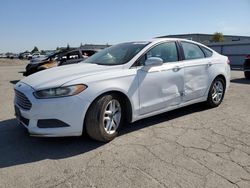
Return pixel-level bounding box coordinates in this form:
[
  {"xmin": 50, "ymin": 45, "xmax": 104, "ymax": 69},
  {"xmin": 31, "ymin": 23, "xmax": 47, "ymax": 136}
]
[
  {"xmin": 206, "ymin": 77, "xmax": 225, "ymax": 108},
  {"xmin": 85, "ymin": 94, "xmax": 124, "ymax": 142}
]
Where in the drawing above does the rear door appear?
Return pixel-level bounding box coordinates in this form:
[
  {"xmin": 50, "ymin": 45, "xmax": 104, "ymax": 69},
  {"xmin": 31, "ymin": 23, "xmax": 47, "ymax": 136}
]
[{"xmin": 180, "ymin": 41, "xmax": 210, "ymax": 102}]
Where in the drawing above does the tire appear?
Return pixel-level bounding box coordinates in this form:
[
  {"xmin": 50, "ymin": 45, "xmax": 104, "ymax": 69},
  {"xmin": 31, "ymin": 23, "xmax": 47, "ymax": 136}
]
[
  {"xmin": 85, "ymin": 94, "xmax": 124, "ymax": 142},
  {"xmin": 206, "ymin": 77, "xmax": 225, "ymax": 108},
  {"xmin": 244, "ymin": 71, "xmax": 250, "ymax": 79}
]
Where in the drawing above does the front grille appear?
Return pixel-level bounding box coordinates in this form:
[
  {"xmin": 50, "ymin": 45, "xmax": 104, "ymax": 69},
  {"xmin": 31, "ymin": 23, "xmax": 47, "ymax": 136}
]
[{"xmin": 15, "ymin": 90, "xmax": 32, "ymax": 110}]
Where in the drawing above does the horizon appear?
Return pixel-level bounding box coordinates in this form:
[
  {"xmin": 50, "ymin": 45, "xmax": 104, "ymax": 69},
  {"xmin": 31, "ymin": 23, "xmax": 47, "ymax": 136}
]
[
  {"xmin": 0, "ymin": 0, "xmax": 249, "ymax": 53},
  {"xmin": 2, "ymin": 32, "xmax": 250, "ymax": 54}
]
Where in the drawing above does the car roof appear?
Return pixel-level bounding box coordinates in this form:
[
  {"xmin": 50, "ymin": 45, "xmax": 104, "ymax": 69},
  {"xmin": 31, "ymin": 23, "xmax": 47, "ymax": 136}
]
[
  {"xmin": 149, "ymin": 37, "xmax": 204, "ymax": 43},
  {"xmin": 129, "ymin": 38, "xmax": 212, "ymax": 49},
  {"xmin": 124, "ymin": 38, "xmax": 199, "ymax": 44},
  {"xmin": 150, "ymin": 38, "xmax": 179, "ymax": 42}
]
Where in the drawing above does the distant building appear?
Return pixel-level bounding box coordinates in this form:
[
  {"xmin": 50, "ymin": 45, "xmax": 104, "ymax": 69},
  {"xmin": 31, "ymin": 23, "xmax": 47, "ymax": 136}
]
[{"xmin": 158, "ymin": 33, "xmax": 250, "ymax": 44}]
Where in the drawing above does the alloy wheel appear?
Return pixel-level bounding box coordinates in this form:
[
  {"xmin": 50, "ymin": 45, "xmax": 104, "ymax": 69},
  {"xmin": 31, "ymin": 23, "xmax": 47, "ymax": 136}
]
[
  {"xmin": 212, "ymin": 80, "xmax": 224, "ymax": 104},
  {"xmin": 103, "ymin": 99, "xmax": 121, "ymax": 134}
]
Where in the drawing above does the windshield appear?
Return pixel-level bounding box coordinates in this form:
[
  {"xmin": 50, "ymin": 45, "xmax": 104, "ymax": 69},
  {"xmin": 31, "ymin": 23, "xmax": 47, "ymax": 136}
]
[{"xmin": 84, "ymin": 42, "xmax": 149, "ymax": 65}]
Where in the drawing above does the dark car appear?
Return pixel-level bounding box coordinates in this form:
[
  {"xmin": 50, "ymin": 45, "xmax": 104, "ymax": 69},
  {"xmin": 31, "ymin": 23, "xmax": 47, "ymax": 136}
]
[
  {"xmin": 243, "ymin": 54, "xmax": 250, "ymax": 79},
  {"xmin": 23, "ymin": 49, "xmax": 98, "ymax": 76}
]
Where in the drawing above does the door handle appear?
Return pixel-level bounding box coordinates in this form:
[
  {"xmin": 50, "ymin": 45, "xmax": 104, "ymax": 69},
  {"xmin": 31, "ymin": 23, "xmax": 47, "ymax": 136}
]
[{"xmin": 173, "ymin": 66, "xmax": 181, "ymax": 72}]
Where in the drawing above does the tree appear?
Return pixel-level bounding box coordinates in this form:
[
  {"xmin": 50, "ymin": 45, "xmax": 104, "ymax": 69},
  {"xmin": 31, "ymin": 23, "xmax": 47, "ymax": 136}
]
[
  {"xmin": 67, "ymin": 43, "xmax": 70, "ymax": 50},
  {"xmin": 31, "ymin": 46, "xmax": 39, "ymax": 53},
  {"xmin": 211, "ymin": 32, "xmax": 224, "ymax": 42}
]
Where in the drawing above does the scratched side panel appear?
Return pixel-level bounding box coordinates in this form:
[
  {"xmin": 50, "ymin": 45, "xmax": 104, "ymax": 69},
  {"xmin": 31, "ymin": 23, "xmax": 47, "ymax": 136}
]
[{"xmin": 184, "ymin": 62, "xmax": 209, "ymax": 101}]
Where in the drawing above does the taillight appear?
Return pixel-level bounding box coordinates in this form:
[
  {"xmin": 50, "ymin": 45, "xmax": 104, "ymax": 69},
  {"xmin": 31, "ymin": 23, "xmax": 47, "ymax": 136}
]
[{"xmin": 246, "ymin": 54, "xmax": 250, "ymax": 59}]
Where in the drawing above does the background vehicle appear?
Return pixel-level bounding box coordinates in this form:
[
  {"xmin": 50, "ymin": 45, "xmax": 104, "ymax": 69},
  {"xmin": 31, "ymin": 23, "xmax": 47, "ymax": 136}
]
[
  {"xmin": 58, "ymin": 49, "xmax": 97, "ymax": 65},
  {"xmin": 243, "ymin": 54, "xmax": 250, "ymax": 79},
  {"xmin": 5, "ymin": 53, "xmax": 18, "ymax": 59},
  {"xmin": 0, "ymin": 53, "xmax": 7, "ymax": 58},
  {"xmin": 23, "ymin": 49, "xmax": 98, "ymax": 76},
  {"xmin": 19, "ymin": 52, "xmax": 32, "ymax": 60},
  {"xmin": 14, "ymin": 38, "xmax": 230, "ymax": 142},
  {"xmin": 31, "ymin": 52, "xmax": 46, "ymax": 60}
]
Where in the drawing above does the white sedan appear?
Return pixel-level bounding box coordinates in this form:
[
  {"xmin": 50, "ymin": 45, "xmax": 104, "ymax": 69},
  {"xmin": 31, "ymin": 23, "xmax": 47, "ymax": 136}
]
[{"xmin": 14, "ymin": 38, "xmax": 230, "ymax": 142}]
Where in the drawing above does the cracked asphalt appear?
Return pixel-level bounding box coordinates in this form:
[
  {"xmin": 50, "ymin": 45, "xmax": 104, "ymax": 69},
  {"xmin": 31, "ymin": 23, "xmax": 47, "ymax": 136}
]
[{"xmin": 0, "ymin": 59, "xmax": 249, "ymax": 188}]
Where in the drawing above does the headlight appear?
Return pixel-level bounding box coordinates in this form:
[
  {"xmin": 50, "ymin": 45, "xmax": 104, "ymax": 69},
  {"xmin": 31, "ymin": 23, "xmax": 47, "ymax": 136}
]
[{"xmin": 33, "ymin": 84, "xmax": 87, "ymax": 99}]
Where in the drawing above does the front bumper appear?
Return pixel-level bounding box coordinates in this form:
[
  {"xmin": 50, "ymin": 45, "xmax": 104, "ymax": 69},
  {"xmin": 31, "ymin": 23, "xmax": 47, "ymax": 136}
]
[{"xmin": 14, "ymin": 82, "xmax": 90, "ymax": 137}]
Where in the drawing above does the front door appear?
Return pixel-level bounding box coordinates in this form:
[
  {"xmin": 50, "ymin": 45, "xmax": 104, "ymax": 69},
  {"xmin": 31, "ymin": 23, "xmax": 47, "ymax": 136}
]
[{"xmin": 137, "ymin": 42, "xmax": 184, "ymax": 115}]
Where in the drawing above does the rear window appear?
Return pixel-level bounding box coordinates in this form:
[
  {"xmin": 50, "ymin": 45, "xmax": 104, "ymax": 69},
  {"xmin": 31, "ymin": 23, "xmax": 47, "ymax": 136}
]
[{"xmin": 181, "ymin": 42, "xmax": 205, "ymax": 60}]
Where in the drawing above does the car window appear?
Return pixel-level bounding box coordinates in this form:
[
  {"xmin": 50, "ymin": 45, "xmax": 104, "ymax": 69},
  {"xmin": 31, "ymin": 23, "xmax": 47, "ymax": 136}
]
[
  {"xmin": 181, "ymin": 42, "xmax": 205, "ymax": 60},
  {"xmin": 81, "ymin": 50, "xmax": 96, "ymax": 57},
  {"xmin": 64, "ymin": 51, "xmax": 80, "ymax": 60},
  {"xmin": 84, "ymin": 42, "xmax": 149, "ymax": 65},
  {"xmin": 200, "ymin": 46, "xmax": 213, "ymax": 57},
  {"xmin": 138, "ymin": 42, "xmax": 178, "ymax": 65}
]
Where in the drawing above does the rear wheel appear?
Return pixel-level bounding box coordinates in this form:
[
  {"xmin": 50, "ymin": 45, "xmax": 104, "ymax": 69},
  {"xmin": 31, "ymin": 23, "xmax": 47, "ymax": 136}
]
[
  {"xmin": 244, "ymin": 71, "xmax": 250, "ymax": 79},
  {"xmin": 85, "ymin": 94, "xmax": 124, "ymax": 142},
  {"xmin": 206, "ymin": 77, "xmax": 225, "ymax": 108}
]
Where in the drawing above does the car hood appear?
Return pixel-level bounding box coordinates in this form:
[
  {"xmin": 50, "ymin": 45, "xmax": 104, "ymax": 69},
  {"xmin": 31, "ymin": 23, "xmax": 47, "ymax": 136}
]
[{"xmin": 20, "ymin": 63, "xmax": 122, "ymax": 90}]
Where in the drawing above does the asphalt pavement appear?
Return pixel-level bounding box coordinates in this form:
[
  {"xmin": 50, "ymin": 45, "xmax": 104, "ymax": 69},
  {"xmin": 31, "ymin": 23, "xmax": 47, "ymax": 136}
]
[{"xmin": 0, "ymin": 60, "xmax": 249, "ymax": 188}]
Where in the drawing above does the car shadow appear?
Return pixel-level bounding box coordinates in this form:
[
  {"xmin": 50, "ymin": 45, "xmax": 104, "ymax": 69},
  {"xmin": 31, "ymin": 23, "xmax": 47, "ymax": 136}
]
[
  {"xmin": 120, "ymin": 103, "xmax": 209, "ymax": 135},
  {"xmin": 230, "ymin": 78, "xmax": 250, "ymax": 85},
  {"xmin": 10, "ymin": 80, "xmax": 20, "ymax": 85},
  {"xmin": 0, "ymin": 103, "xmax": 208, "ymax": 169},
  {"xmin": 0, "ymin": 119, "xmax": 104, "ymax": 169}
]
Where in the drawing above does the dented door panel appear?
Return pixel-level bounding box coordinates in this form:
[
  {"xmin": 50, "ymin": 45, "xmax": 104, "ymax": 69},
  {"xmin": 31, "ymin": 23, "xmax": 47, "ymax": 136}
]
[
  {"xmin": 138, "ymin": 63, "xmax": 184, "ymax": 115},
  {"xmin": 183, "ymin": 59, "xmax": 210, "ymax": 101}
]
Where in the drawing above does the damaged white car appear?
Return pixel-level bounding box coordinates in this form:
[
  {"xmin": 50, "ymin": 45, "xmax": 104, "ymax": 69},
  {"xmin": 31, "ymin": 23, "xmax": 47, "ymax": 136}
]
[{"xmin": 14, "ymin": 38, "xmax": 230, "ymax": 142}]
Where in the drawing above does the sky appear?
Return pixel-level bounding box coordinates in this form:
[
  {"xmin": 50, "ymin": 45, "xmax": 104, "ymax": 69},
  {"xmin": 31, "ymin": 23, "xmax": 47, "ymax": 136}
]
[{"xmin": 0, "ymin": 0, "xmax": 249, "ymax": 53}]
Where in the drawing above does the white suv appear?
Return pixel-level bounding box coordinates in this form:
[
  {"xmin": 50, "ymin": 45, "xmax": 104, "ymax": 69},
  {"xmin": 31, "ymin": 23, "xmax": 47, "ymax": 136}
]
[{"xmin": 14, "ymin": 38, "xmax": 230, "ymax": 142}]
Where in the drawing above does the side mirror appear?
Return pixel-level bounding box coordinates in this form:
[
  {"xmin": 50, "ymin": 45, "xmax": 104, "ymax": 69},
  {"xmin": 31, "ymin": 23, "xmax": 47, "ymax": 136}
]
[{"xmin": 144, "ymin": 57, "xmax": 163, "ymax": 67}]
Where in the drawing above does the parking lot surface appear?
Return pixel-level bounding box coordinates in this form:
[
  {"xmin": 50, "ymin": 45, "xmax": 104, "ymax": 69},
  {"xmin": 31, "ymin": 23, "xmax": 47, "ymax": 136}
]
[{"xmin": 0, "ymin": 60, "xmax": 250, "ymax": 188}]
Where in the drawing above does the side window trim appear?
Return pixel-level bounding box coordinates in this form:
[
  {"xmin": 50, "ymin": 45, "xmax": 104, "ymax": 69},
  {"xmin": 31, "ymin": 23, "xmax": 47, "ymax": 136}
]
[
  {"xmin": 199, "ymin": 46, "xmax": 213, "ymax": 58},
  {"xmin": 176, "ymin": 41, "xmax": 185, "ymax": 61},
  {"xmin": 198, "ymin": 45, "xmax": 206, "ymax": 57}
]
